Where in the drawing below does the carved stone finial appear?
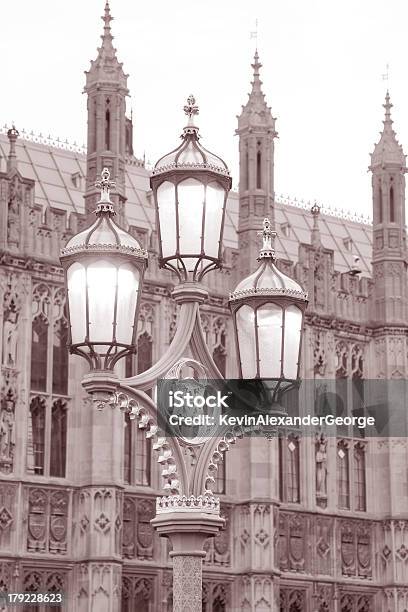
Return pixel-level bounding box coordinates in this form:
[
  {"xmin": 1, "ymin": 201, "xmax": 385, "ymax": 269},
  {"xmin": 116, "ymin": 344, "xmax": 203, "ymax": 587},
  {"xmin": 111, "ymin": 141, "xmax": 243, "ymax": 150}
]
[
  {"xmin": 7, "ymin": 125, "xmax": 19, "ymax": 172},
  {"xmin": 102, "ymin": 0, "xmax": 113, "ymax": 35},
  {"xmin": 311, "ymin": 202, "xmax": 322, "ymax": 247},
  {"xmin": 95, "ymin": 167, "xmax": 116, "ymax": 213},
  {"xmin": 183, "ymin": 95, "xmax": 199, "ymax": 119},
  {"xmin": 257, "ymin": 217, "xmax": 276, "ymax": 260}
]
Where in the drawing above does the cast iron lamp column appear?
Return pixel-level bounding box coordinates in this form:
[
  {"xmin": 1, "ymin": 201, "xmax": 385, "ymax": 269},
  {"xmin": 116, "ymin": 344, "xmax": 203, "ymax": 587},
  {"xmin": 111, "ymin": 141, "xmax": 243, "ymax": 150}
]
[{"xmin": 60, "ymin": 100, "xmax": 307, "ymax": 612}]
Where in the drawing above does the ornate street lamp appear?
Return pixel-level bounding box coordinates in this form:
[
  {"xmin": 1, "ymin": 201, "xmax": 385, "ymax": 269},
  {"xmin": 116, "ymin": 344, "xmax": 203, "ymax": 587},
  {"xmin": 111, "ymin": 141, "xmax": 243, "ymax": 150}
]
[
  {"xmin": 60, "ymin": 168, "xmax": 148, "ymax": 370},
  {"xmin": 229, "ymin": 218, "xmax": 308, "ymax": 400},
  {"xmin": 150, "ymin": 95, "xmax": 232, "ymax": 282}
]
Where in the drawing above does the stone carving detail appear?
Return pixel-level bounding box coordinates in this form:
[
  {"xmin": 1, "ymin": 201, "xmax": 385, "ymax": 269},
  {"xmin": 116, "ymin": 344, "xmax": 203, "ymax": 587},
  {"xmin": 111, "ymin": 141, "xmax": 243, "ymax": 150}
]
[
  {"xmin": 313, "ymin": 329, "xmax": 326, "ymax": 376},
  {"xmin": 49, "ymin": 490, "xmax": 69, "ymax": 554},
  {"xmin": 114, "ymin": 490, "xmax": 122, "ymax": 556},
  {"xmin": 90, "ymin": 564, "xmax": 121, "ymax": 610},
  {"xmin": 7, "ymin": 175, "xmax": 23, "ymax": 249},
  {"xmin": 315, "ymin": 432, "xmax": 328, "ymax": 507},
  {"xmin": 173, "ymin": 555, "xmax": 202, "ymax": 610},
  {"xmin": 204, "ymin": 505, "xmax": 231, "ymax": 566},
  {"xmin": 395, "ymin": 520, "xmax": 408, "ymax": 584},
  {"xmin": 26, "ymin": 487, "xmax": 69, "ymax": 554},
  {"xmin": 0, "ymin": 561, "xmax": 12, "ymax": 593},
  {"xmin": 122, "ymin": 575, "xmax": 153, "ymax": 610},
  {"xmin": 313, "ymin": 583, "xmax": 334, "ymax": 611},
  {"xmin": 0, "ymin": 484, "xmax": 16, "ymax": 551},
  {"xmin": 280, "ymin": 588, "xmax": 306, "ymax": 611},
  {"xmin": 94, "ymin": 489, "xmax": 112, "ymax": 538},
  {"xmin": 122, "ymin": 496, "xmax": 155, "ymax": 560},
  {"xmin": 0, "ymin": 368, "xmax": 17, "ymax": 473},
  {"xmin": 314, "ymin": 516, "xmax": 333, "ymax": 575},
  {"xmin": 339, "ymin": 593, "xmax": 373, "ymax": 612},
  {"xmin": 279, "ymin": 512, "xmax": 307, "ymax": 572},
  {"xmin": 339, "ymin": 520, "xmax": 372, "ymax": 578},
  {"xmin": 23, "ymin": 569, "xmax": 66, "ymax": 594},
  {"xmin": 2, "ymin": 273, "xmax": 22, "ymax": 367},
  {"xmin": 202, "ymin": 581, "xmax": 230, "ymax": 611}
]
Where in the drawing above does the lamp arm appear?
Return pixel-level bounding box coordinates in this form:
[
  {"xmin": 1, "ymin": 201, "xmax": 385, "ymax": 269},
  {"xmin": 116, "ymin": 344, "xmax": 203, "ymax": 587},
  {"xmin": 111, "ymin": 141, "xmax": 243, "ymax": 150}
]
[
  {"xmin": 121, "ymin": 301, "xmax": 199, "ymax": 391},
  {"xmin": 190, "ymin": 309, "xmax": 224, "ymax": 380}
]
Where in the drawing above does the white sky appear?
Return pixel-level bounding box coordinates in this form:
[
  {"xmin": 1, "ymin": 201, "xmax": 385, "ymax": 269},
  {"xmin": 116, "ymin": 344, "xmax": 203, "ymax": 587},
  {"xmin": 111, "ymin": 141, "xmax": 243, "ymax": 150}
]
[{"xmin": 1, "ymin": 0, "xmax": 407, "ymax": 217}]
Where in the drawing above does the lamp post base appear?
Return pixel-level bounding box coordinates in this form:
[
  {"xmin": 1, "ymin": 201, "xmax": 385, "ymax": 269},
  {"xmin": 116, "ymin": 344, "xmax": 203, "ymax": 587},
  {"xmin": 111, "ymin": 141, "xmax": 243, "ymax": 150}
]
[{"xmin": 152, "ymin": 506, "xmax": 224, "ymax": 612}]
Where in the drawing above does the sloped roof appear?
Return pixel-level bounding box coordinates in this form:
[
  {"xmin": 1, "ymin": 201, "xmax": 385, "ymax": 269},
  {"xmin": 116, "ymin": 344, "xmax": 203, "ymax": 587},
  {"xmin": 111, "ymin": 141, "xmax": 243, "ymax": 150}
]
[{"xmin": 0, "ymin": 131, "xmax": 373, "ymax": 275}]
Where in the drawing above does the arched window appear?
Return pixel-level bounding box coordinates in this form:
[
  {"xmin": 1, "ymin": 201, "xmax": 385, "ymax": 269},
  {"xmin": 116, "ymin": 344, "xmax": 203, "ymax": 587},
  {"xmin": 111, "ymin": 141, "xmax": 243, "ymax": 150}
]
[
  {"xmin": 337, "ymin": 440, "xmax": 350, "ymax": 509},
  {"xmin": 213, "ymin": 344, "xmax": 226, "ymax": 377},
  {"xmin": 137, "ymin": 331, "xmax": 152, "ymax": 374},
  {"xmin": 105, "ymin": 100, "xmax": 111, "ymax": 150},
  {"xmin": 287, "ymin": 437, "xmax": 300, "ymax": 502},
  {"xmin": 123, "ymin": 412, "xmax": 132, "ymax": 484},
  {"xmin": 378, "ymin": 181, "xmax": 383, "ymax": 223},
  {"xmin": 245, "ymin": 146, "xmax": 249, "ymax": 190},
  {"xmin": 213, "ymin": 456, "xmax": 226, "ymax": 494},
  {"xmin": 29, "ymin": 397, "xmax": 46, "ymax": 475},
  {"xmin": 52, "ymin": 318, "xmax": 68, "ymax": 395},
  {"xmin": 354, "ymin": 443, "xmax": 366, "ymax": 511},
  {"xmin": 279, "ymin": 436, "xmax": 300, "ymax": 503},
  {"xmin": 135, "ymin": 426, "xmax": 151, "ymax": 486},
  {"xmin": 390, "ymin": 184, "xmax": 395, "ymax": 222},
  {"xmin": 256, "ymin": 146, "xmax": 262, "ymax": 189},
  {"xmin": 50, "ymin": 400, "xmax": 67, "ymax": 477},
  {"xmin": 31, "ymin": 316, "xmax": 48, "ymax": 391}
]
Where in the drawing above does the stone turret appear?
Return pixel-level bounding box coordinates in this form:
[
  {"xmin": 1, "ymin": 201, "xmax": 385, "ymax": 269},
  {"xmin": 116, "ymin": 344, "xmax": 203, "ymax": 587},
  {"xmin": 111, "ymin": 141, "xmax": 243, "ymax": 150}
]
[
  {"xmin": 236, "ymin": 51, "xmax": 277, "ymax": 277},
  {"xmin": 84, "ymin": 1, "xmax": 130, "ymax": 225}
]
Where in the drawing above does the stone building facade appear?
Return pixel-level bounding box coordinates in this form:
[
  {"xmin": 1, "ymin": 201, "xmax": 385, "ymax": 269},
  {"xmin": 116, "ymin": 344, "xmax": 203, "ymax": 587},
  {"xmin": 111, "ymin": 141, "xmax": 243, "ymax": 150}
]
[{"xmin": 0, "ymin": 3, "xmax": 407, "ymax": 611}]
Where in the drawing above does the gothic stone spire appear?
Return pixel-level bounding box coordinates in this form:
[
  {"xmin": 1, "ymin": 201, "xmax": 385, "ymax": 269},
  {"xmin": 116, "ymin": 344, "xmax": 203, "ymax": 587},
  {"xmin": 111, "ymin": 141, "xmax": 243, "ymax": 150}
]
[
  {"xmin": 237, "ymin": 51, "xmax": 276, "ymax": 134},
  {"xmin": 84, "ymin": 1, "xmax": 128, "ymax": 93},
  {"xmin": 236, "ymin": 51, "xmax": 278, "ymax": 277},
  {"xmin": 370, "ymin": 91, "xmax": 406, "ymax": 169}
]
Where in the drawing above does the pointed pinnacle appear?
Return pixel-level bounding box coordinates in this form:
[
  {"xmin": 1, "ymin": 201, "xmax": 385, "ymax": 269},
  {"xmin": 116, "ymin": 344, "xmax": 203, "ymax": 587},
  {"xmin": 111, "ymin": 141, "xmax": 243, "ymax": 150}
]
[
  {"xmin": 384, "ymin": 90, "xmax": 392, "ymax": 125},
  {"xmin": 103, "ymin": 1, "xmax": 113, "ymax": 30}
]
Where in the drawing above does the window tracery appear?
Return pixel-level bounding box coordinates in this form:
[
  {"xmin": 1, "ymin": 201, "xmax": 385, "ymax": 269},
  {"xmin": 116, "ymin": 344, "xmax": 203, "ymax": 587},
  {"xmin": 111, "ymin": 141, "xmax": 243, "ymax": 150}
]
[
  {"xmin": 28, "ymin": 286, "xmax": 69, "ymax": 478},
  {"xmin": 279, "ymin": 435, "xmax": 300, "ymax": 504},
  {"xmin": 334, "ymin": 340, "xmax": 368, "ymax": 512}
]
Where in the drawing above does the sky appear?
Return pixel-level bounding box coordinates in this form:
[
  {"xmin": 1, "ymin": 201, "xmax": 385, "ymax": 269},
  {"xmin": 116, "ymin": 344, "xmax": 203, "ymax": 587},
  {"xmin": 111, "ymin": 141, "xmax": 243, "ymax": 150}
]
[{"xmin": 1, "ymin": 0, "xmax": 407, "ymax": 217}]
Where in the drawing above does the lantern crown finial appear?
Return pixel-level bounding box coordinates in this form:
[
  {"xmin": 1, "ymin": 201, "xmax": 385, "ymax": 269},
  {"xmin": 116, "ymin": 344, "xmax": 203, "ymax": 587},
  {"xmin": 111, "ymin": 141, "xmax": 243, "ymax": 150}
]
[
  {"xmin": 257, "ymin": 217, "xmax": 276, "ymax": 260},
  {"xmin": 95, "ymin": 167, "xmax": 116, "ymax": 215},
  {"xmin": 183, "ymin": 94, "xmax": 199, "ymax": 134}
]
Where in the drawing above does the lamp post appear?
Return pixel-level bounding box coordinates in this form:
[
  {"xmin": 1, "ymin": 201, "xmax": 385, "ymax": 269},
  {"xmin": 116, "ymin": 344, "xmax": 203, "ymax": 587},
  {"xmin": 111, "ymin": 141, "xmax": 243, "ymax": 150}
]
[
  {"xmin": 229, "ymin": 218, "xmax": 308, "ymax": 403},
  {"xmin": 60, "ymin": 98, "xmax": 307, "ymax": 612}
]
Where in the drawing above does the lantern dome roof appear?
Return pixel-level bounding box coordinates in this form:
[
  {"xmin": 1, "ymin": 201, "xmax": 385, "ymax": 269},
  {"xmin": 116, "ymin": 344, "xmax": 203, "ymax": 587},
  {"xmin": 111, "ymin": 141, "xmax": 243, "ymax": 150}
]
[
  {"xmin": 152, "ymin": 95, "xmax": 230, "ymax": 179},
  {"xmin": 229, "ymin": 219, "xmax": 308, "ymax": 302},
  {"xmin": 61, "ymin": 168, "xmax": 148, "ymax": 260}
]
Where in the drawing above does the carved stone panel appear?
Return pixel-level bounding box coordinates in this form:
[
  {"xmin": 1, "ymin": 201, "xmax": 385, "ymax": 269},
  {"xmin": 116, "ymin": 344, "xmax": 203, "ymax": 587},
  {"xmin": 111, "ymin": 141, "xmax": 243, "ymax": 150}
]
[
  {"xmin": 26, "ymin": 487, "xmax": 69, "ymax": 555},
  {"xmin": 0, "ymin": 484, "xmax": 16, "ymax": 551},
  {"xmin": 122, "ymin": 495, "xmax": 155, "ymax": 560}
]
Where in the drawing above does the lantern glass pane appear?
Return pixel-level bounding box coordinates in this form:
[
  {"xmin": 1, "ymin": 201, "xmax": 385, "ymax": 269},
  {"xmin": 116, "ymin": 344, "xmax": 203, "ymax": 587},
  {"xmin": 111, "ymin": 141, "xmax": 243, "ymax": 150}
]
[
  {"xmin": 236, "ymin": 305, "xmax": 257, "ymax": 378},
  {"xmin": 283, "ymin": 305, "xmax": 302, "ymax": 379},
  {"xmin": 204, "ymin": 182, "xmax": 224, "ymax": 257},
  {"xmin": 67, "ymin": 262, "xmax": 86, "ymax": 344},
  {"xmin": 178, "ymin": 178, "xmax": 204, "ymax": 254},
  {"xmin": 157, "ymin": 181, "xmax": 177, "ymax": 258},
  {"xmin": 87, "ymin": 259, "xmax": 117, "ymax": 344},
  {"xmin": 257, "ymin": 304, "xmax": 283, "ymax": 378},
  {"xmin": 116, "ymin": 264, "xmax": 140, "ymax": 344}
]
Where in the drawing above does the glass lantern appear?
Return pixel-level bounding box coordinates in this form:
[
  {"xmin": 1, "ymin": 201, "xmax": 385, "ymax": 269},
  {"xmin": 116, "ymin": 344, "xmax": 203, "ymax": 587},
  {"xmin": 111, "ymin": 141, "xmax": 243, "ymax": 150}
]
[
  {"xmin": 150, "ymin": 95, "xmax": 232, "ymax": 281},
  {"xmin": 229, "ymin": 218, "xmax": 308, "ymax": 398},
  {"xmin": 60, "ymin": 168, "xmax": 148, "ymax": 370}
]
